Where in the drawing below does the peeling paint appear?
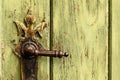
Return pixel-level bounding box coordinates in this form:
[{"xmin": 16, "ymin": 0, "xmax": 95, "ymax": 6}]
[
  {"xmin": 0, "ymin": 41, "xmax": 5, "ymax": 61},
  {"xmin": 85, "ymin": 47, "xmax": 89, "ymax": 58}
]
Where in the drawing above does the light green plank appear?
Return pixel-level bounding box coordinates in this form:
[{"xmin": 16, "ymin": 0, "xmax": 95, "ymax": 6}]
[
  {"xmin": 0, "ymin": 0, "xmax": 2, "ymax": 79},
  {"xmin": 112, "ymin": 0, "xmax": 120, "ymax": 80},
  {"xmin": 52, "ymin": 0, "xmax": 108, "ymax": 80},
  {"xmin": 1, "ymin": 0, "xmax": 50, "ymax": 80}
]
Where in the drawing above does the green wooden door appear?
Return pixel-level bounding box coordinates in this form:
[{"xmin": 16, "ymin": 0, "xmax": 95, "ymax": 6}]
[{"xmin": 0, "ymin": 0, "xmax": 118, "ymax": 80}]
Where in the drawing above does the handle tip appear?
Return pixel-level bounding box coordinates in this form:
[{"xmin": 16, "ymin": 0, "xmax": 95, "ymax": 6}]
[
  {"xmin": 64, "ymin": 52, "xmax": 69, "ymax": 57},
  {"xmin": 58, "ymin": 51, "xmax": 69, "ymax": 58}
]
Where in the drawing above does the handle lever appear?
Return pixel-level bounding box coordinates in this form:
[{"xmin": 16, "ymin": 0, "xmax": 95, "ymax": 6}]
[{"xmin": 22, "ymin": 40, "xmax": 69, "ymax": 58}]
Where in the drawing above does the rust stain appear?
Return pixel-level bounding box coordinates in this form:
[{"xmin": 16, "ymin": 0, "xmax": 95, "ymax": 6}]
[
  {"xmin": 73, "ymin": 0, "xmax": 76, "ymax": 12},
  {"xmin": 1, "ymin": 41, "xmax": 5, "ymax": 61},
  {"xmin": 10, "ymin": 74, "xmax": 14, "ymax": 80},
  {"xmin": 80, "ymin": 54, "xmax": 82, "ymax": 65},
  {"xmin": 92, "ymin": 69, "xmax": 95, "ymax": 78},
  {"xmin": 69, "ymin": 53, "xmax": 72, "ymax": 58},
  {"xmin": 46, "ymin": 74, "xmax": 49, "ymax": 80},
  {"xmin": 85, "ymin": 47, "xmax": 89, "ymax": 58},
  {"xmin": 104, "ymin": 45, "xmax": 107, "ymax": 65}
]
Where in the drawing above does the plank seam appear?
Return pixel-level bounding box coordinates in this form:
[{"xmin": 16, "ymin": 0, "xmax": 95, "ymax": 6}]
[
  {"xmin": 108, "ymin": 0, "xmax": 112, "ymax": 80},
  {"xmin": 50, "ymin": 0, "xmax": 53, "ymax": 80}
]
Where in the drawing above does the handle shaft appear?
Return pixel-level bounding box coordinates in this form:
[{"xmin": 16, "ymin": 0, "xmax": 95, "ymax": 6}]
[
  {"xmin": 23, "ymin": 45, "xmax": 68, "ymax": 58},
  {"xmin": 35, "ymin": 50, "xmax": 68, "ymax": 58}
]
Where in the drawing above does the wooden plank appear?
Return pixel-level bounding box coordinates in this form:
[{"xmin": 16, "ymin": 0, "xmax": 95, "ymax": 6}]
[
  {"xmin": 112, "ymin": 0, "xmax": 120, "ymax": 80},
  {"xmin": 0, "ymin": 0, "xmax": 2, "ymax": 79},
  {"xmin": 1, "ymin": 0, "xmax": 50, "ymax": 80},
  {"xmin": 52, "ymin": 0, "xmax": 108, "ymax": 80}
]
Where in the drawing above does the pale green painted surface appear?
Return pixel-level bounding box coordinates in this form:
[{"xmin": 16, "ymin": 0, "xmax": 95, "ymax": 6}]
[
  {"xmin": 112, "ymin": 0, "xmax": 120, "ymax": 80},
  {"xmin": 0, "ymin": 0, "xmax": 2, "ymax": 79},
  {"xmin": 2, "ymin": 0, "xmax": 120, "ymax": 80},
  {"xmin": 52, "ymin": 0, "xmax": 108, "ymax": 80},
  {"xmin": 0, "ymin": 0, "xmax": 50, "ymax": 80}
]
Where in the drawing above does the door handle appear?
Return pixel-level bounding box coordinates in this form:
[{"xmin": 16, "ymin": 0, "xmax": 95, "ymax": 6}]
[
  {"xmin": 23, "ymin": 43, "xmax": 68, "ymax": 58},
  {"xmin": 13, "ymin": 8, "xmax": 68, "ymax": 80},
  {"xmin": 21, "ymin": 37, "xmax": 68, "ymax": 58}
]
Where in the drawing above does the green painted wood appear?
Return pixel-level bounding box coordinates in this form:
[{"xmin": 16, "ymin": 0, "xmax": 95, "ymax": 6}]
[
  {"xmin": 0, "ymin": 0, "xmax": 50, "ymax": 80},
  {"xmin": 52, "ymin": 0, "xmax": 108, "ymax": 80},
  {"xmin": 0, "ymin": 0, "xmax": 2, "ymax": 79},
  {"xmin": 112, "ymin": 0, "xmax": 120, "ymax": 80}
]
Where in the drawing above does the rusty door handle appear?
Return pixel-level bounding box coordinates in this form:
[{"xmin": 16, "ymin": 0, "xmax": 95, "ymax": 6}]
[
  {"xmin": 13, "ymin": 8, "xmax": 69, "ymax": 80},
  {"xmin": 22, "ymin": 44, "xmax": 68, "ymax": 58},
  {"xmin": 22, "ymin": 40, "xmax": 68, "ymax": 58},
  {"xmin": 21, "ymin": 39, "xmax": 68, "ymax": 58}
]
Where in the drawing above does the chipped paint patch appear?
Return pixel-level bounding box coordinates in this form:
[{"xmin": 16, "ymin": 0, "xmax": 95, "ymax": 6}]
[
  {"xmin": 0, "ymin": 41, "xmax": 4, "ymax": 79},
  {"xmin": 1, "ymin": 42, "xmax": 5, "ymax": 61}
]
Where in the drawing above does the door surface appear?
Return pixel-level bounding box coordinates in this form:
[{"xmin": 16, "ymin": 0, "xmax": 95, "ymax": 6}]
[
  {"xmin": 112, "ymin": 0, "xmax": 120, "ymax": 80},
  {"xmin": 0, "ymin": 0, "xmax": 118, "ymax": 80},
  {"xmin": 0, "ymin": 0, "xmax": 50, "ymax": 80}
]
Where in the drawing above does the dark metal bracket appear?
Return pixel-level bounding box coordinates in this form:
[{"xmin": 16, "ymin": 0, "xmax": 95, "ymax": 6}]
[{"xmin": 13, "ymin": 8, "xmax": 68, "ymax": 80}]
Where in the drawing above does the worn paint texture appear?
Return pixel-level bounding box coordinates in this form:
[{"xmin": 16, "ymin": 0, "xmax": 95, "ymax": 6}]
[
  {"xmin": 0, "ymin": 0, "xmax": 2, "ymax": 79},
  {"xmin": 51, "ymin": 0, "xmax": 108, "ymax": 80},
  {"xmin": 0, "ymin": 0, "xmax": 50, "ymax": 80}
]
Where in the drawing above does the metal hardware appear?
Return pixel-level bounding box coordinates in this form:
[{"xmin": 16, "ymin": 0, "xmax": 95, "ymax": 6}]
[{"xmin": 13, "ymin": 8, "xmax": 68, "ymax": 80}]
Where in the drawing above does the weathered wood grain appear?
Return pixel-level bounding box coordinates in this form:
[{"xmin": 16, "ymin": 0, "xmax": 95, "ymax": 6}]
[
  {"xmin": 51, "ymin": 0, "xmax": 108, "ymax": 80},
  {"xmin": 0, "ymin": 0, "xmax": 50, "ymax": 80},
  {"xmin": 112, "ymin": 0, "xmax": 120, "ymax": 80},
  {"xmin": 0, "ymin": 0, "xmax": 2, "ymax": 79}
]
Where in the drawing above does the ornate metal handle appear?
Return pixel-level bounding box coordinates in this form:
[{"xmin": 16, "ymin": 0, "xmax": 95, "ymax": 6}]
[
  {"xmin": 21, "ymin": 39, "xmax": 68, "ymax": 58},
  {"xmin": 13, "ymin": 8, "xmax": 69, "ymax": 80}
]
